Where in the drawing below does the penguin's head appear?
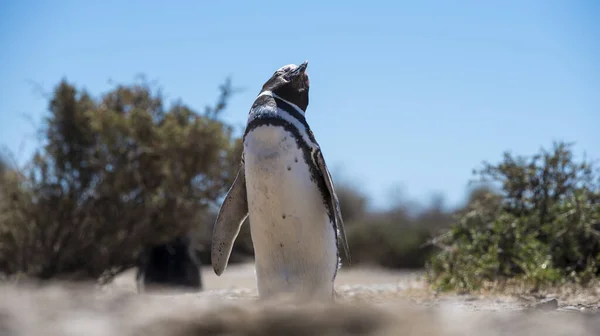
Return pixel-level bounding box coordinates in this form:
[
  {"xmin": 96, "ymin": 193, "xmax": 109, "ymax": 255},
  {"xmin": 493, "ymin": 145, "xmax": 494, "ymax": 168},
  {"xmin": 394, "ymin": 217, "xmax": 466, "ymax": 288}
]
[{"xmin": 260, "ymin": 61, "xmax": 310, "ymax": 111}]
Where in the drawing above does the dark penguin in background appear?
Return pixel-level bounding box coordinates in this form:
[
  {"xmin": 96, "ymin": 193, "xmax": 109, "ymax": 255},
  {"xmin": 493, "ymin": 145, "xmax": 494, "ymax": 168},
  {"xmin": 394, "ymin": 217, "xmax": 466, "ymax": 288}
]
[{"xmin": 136, "ymin": 234, "xmax": 202, "ymax": 293}]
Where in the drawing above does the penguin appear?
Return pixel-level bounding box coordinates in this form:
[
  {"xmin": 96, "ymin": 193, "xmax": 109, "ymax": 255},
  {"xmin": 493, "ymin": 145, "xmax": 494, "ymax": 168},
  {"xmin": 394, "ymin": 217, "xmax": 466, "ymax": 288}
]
[
  {"xmin": 211, "ymin": 61, "xmax": 350, "ymax": 301},
  {"xmin": 136, "ymin": 234, "xmax": 202, "ymax": 293}
]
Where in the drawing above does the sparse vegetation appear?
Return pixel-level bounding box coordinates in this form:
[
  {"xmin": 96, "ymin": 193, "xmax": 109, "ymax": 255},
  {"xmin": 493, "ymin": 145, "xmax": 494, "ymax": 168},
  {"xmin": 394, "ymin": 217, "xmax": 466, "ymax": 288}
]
[
  {"xmin": 1, "ymin": 76, "xmax": 598, "ymax": 296},
  {"xmin": 341, "ymin": 187, "xmax": 452, "ymax": 269},
  {"xmin": 427, "ymin": 142, "xmax": 600, "ymax": 292}
]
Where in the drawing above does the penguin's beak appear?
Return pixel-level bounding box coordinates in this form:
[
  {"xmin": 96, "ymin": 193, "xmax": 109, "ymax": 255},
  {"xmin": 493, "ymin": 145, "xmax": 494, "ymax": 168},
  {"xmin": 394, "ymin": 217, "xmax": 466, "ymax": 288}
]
[
  {"xmin": 285, "ymin": 61, "xmax": 308, "ymax": 80},
  {"xmin": 296, "ymin": 61, "xmax": 308, "ymax": 73}
]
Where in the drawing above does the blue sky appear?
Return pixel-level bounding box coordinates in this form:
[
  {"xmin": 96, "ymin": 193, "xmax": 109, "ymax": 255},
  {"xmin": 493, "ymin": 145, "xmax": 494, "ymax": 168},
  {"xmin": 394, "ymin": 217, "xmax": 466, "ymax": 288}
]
[{"xmin": 1, "ymin": 0, "xmax": 598, "ymax": 211}]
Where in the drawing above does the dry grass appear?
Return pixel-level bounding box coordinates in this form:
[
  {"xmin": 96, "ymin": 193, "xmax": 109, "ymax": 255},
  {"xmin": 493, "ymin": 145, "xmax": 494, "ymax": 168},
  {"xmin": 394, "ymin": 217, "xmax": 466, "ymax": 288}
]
[{"xmin": 1, "ymin": 263, "xmax": 600, "ymax": 336}]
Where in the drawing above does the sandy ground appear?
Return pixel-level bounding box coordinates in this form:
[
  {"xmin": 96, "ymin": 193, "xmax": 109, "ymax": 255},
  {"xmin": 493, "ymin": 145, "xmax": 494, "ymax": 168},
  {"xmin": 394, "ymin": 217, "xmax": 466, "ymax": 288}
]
[{"xmin": 2, "ymin": 263, "xmax": 600, "ymax": 335}]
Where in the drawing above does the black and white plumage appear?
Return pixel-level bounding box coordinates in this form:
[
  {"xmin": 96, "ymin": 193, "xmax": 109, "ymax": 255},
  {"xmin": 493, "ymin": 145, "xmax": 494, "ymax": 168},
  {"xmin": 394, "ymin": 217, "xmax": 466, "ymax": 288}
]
[{"xmin": 211, "ymin": 61, "xmax": 350, "ymax": 300}]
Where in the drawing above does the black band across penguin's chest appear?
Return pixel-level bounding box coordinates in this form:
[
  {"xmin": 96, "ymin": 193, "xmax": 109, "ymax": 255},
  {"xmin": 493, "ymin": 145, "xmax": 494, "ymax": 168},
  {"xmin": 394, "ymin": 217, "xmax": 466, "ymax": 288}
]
[{"xmin": 243, "ymin": 102, "xmax": 335, "ymax": 225}]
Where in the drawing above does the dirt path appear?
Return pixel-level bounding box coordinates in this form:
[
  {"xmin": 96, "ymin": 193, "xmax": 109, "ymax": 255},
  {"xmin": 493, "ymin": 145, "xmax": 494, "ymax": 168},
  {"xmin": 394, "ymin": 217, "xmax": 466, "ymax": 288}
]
[
  {"xmin": 2, "ymin": 263, "xmax": 600, "ymax": 335},
  {"xmin": 110, "ymin": 262, "xmax": 599, "ymax": 312}
]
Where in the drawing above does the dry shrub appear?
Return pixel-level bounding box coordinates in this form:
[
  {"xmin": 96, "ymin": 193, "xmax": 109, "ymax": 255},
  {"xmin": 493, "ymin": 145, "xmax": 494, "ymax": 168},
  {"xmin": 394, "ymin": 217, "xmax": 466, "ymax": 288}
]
[{"xmin": 0, "ymin": 78, "xmax": 242, "ymax": 281}]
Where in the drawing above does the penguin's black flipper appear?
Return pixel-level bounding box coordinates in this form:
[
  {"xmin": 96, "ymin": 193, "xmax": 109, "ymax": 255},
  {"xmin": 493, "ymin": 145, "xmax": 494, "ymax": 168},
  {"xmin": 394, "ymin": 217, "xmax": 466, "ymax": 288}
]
[{"xmin": 313, "ymin": 148, "xmax": 351, "ymax": 265}]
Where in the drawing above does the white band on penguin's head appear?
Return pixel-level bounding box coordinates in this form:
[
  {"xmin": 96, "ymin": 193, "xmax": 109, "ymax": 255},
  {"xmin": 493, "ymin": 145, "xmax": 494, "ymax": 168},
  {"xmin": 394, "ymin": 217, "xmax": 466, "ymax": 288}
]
[{"xmin": 277, "ymin": 64, "xmax": 299, "ymax": 73}]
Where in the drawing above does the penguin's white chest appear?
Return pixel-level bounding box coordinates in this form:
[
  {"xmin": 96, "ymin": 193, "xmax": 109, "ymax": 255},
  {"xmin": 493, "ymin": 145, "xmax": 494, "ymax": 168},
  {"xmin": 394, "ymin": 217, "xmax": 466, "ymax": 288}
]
[{"xmin": 243, "ymin": 125, "xmax": 338, "ymax": 299}]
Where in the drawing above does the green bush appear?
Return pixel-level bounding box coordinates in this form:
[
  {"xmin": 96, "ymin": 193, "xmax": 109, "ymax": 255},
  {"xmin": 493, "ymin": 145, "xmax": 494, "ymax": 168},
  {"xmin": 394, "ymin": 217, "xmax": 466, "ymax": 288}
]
[{"xmin": 427, "ymin": 142, "xmax": 600, "ymax": 292}]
